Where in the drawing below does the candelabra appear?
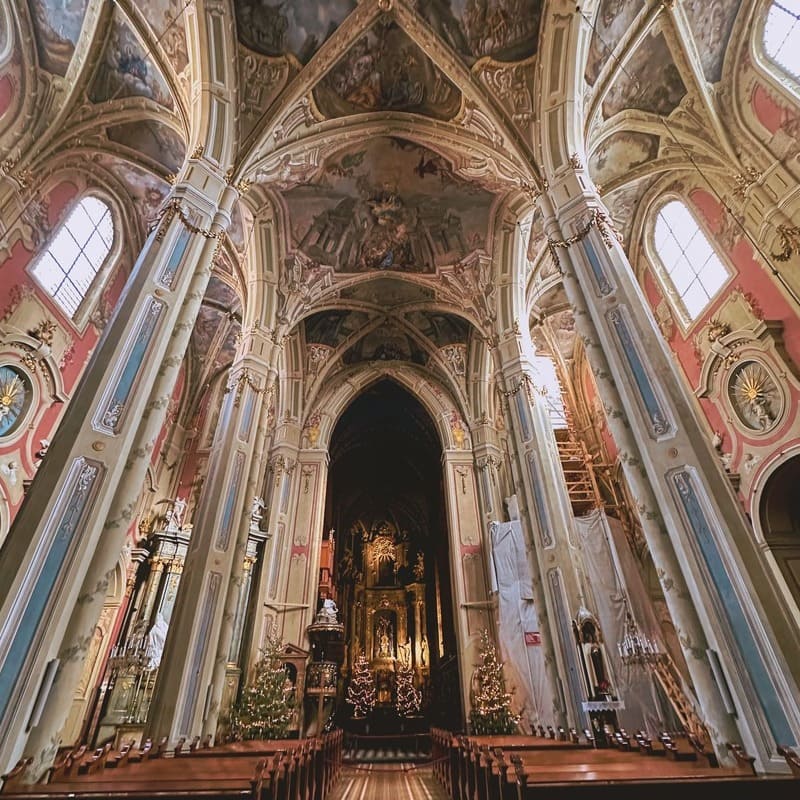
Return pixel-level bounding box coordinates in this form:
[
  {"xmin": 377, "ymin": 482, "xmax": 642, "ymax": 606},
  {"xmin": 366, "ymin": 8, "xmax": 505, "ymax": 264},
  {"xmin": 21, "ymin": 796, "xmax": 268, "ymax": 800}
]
[{"xmin": 617, "ymin": 612, "xmax": 665, "ymax": 666}]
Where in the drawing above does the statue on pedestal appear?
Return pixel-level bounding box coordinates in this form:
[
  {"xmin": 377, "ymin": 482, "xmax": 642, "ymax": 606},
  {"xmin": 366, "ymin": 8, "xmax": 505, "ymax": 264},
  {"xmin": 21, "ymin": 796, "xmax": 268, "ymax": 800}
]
[
  {"xmin": 250, "ymin": 496, "xmax": 266, "ymax": 530},
  {"xmin": 317, "ymin": 596, "xmax": 338, "ymax": 624},
  {"xmin": 165, "ymin": 497, "xmax": 186, "ymax": 532}
]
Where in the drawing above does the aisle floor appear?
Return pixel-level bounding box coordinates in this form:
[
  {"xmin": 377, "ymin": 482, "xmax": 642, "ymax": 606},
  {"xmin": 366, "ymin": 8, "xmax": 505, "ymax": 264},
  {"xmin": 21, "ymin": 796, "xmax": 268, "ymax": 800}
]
[{"xmin": 328, "ymin": 764, "xmax": 448, "ymax": 800}]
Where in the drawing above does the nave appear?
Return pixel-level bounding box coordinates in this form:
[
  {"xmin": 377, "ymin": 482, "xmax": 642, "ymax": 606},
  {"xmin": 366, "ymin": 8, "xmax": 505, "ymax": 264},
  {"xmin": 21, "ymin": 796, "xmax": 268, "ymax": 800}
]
[{"xmin": 2, "ymin": 727, "xmax": 799, "ymax": 800}]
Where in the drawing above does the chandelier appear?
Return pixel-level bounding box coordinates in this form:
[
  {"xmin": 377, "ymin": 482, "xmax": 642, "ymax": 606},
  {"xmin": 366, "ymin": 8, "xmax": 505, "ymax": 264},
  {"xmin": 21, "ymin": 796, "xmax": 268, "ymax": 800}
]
[{"xmin": 617, "ymin": 612, "xmax": 665, "ymax": 666}]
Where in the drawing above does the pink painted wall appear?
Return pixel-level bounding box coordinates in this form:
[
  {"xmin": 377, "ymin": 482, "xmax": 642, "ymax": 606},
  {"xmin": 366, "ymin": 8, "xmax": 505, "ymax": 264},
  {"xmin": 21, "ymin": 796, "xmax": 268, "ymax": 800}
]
[
  {"xmin": 0, "ymin": 179, "xmax": 127, "ymax": 522},
  {"xmin": 640, "ymin": 187, "xmax": 800, "ymax": 504}
]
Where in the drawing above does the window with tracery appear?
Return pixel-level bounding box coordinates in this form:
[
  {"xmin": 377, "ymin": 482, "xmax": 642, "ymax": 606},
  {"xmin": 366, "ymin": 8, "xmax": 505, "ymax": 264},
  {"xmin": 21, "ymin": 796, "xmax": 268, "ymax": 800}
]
[
  {"xmin": 652, "ymin": 200, "xmax": 730, "ymax": 326},
  {"xmin": 763, "ymin": 1, "xmax": 800, "ymax": 81},
  {"xmin": 29, "ymin": 196, "xmax": 115, "ymax": 320}
]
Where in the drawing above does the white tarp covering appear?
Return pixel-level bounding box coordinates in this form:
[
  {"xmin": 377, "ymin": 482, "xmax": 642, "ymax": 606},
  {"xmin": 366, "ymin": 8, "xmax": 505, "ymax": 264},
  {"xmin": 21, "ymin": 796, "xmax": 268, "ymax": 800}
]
[
  {"xmin": 574, "ymin": 509, "xmax": 675, "ymax": 734},
  {"xmin": 488, "ymin": 518, "xmax": 556, "ymax": 727}
]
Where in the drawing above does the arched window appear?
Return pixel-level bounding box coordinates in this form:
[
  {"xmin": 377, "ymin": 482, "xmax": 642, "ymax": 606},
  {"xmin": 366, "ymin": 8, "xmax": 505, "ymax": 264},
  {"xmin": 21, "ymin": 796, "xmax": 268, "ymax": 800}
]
[
  {"xmin": 652, "ymin": 200, "xmax": 730, "ymax": 325},
  {"xmin": 763, "ymin": 1, "xmax": 800, "ymax": 81},
  {"xmin": 29, "ymin": 196, "xmax": 115, "ymax": 321}
]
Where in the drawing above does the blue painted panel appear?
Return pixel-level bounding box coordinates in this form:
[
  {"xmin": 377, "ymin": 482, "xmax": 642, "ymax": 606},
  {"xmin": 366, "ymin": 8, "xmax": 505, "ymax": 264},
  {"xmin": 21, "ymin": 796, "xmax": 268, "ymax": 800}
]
[
  {"xmin": 158, "ymin": 229, "xmax": 191, "ymax": 289},
  {"xmin": 238, "ymin": 391, "xmax": 255, "ymax": 442},
  {"xmin": 528, "ymin": 452, "xmax": 553, "ymax": 547},
  {"xmin": 0, "ymin": 460, "xmax": 102, "ymax": 718},
  {"xmin": 101, "ymin": 298, "xmax": 163, "ymax": 432},
  {"xmin": 672, "ymin": 470, "xmax": 795, "ymax": 745},
  {"xmin": 515, "ymin": 390, "xmax": 531, "ymax": 441},
  {"xmin": 178, "ymin": 571, "xmax": 220, "ymax": 734},
  {"xmin": 582, "ymin": 239, "xmax": 612, "ymax": 295},
  {"xmin": 608, "ymin": 308, "xmax": 672, "ymax": 438},
  {"xmin": 215, "ymin": 452, "xmax": 245, "ymax": 551}
]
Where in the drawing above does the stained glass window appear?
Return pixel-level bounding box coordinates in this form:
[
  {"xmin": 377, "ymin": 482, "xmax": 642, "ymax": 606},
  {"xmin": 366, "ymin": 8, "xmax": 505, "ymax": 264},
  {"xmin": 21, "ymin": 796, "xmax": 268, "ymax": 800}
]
[{"xmin": 29, "ymin": 196, "xmax": 114, "ymax": 319}]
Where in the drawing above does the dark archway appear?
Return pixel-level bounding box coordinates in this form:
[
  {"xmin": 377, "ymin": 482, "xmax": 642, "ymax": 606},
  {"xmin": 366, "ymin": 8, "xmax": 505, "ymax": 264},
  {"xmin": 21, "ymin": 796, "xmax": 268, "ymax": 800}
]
[
  {"xmin": 324, "ymin": 379, "xmax": 461, "ymax": 733},
  {"xmin": 759, "ymin": 456, "xmax": 800, "ymax": 613}
]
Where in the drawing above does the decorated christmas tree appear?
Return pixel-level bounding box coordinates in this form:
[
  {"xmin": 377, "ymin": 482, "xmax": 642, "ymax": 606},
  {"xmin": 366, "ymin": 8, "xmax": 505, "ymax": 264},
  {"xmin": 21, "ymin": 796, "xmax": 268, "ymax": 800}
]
[
  {"xmin": 346, "ymin": 652, "xmax": 377, "ymax": 718},
  {"xmin": 395, "ymin": 663, "xmax": 421, "ymax": 717},
  {"xmin": 230, "ymin": 631, "xmax": 293, "ymax": 740},
  {"xmin": 469, "ymin": 629, "xmax": 521, "ymax": 734}
]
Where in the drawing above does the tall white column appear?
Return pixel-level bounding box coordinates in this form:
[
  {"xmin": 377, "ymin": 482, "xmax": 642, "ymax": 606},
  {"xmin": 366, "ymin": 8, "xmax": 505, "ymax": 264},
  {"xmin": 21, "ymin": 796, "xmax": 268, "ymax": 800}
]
[
  {"xmin": 146, "ymin": 328, "xmax": 278, "ymax": 744},
  {"xmin": 0, "ymin": 164, "xmax": 234, "ymax": 776},
  {"xmin": 540, "ymin": 183, "xmax": 800, "ymax": 766}
]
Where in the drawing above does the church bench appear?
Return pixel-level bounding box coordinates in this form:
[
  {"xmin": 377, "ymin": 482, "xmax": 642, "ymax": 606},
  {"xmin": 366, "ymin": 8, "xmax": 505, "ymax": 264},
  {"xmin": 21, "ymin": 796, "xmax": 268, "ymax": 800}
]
[
  {"xmin": 0, "ymin": 758, "xmax": 33, "ymax": 794},
  {"xmin": 77, "ymin": 743, "xmax": 112, "ymax": 775},
  {"xmin": 777, "ymin": 745, "xmax": 800, "ymax": 777},
  {"xmin": 511, "ymin": 772, "xmax": 800, "ymax": 800},
  {"xmin": 107, "ymin": 740, "xmax": 136, "ymax": 769},
  {"xmin": 46, "ymin": 746, "xmax": 86, "ymax": 782}
]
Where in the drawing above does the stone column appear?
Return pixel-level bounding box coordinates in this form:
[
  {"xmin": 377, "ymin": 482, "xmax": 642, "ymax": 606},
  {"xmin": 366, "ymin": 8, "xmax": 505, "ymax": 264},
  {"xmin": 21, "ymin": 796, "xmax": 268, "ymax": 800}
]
[
  {"xmin": 0, "ymin": 161, "xmax": 234, "ymax": 775},
  {"xmin": 539, "ymin": 182, "xmax": 800, "ymax": 763},
  {"xmin": 495, "ymin": 332, "xmax": 583, "ymax": 729},
  {"xmin": 441, "ymin": 447, "xmax": 492, "ymax": 723},
  {"xmin": 145, "ymin": 327, "xmax": 277, "ymax": 744}
]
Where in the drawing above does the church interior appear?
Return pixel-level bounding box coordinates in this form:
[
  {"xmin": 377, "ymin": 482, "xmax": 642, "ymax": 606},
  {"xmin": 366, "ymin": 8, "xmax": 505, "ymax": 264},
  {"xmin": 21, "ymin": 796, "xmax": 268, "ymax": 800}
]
[{"xmin": 1, "ymin": 0, "xmax": 800, "ymax": 793}]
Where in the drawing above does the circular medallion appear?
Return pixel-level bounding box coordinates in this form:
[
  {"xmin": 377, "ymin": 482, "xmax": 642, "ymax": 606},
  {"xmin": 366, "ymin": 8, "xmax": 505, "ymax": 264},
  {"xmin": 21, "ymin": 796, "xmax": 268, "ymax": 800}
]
[
  {"xmin": 727, "ymin": 360, "xmax": 781, "ymax": 433},
  {"xmin": 0, "ymin": 365, "xmax": 32, "ymax": 439}
]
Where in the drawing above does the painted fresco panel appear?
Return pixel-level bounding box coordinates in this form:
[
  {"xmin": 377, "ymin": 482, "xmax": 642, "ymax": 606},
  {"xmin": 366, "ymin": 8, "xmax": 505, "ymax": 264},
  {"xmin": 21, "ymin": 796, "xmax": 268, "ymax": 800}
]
[
  {"xmin": 283, "ymin": 137, "xmax": 495, "ymax": 273},
  {"xmin": 314, "ymin": 21, "xmax": 461, "ymax": 120},
  {"xmin": 90, "ymin": 13, "xmax": 175, "ymax": 110},
  {"xmin": 584, "ymin": 0, "xmax": 644, "ymax": 86},
  {"xmin": 589, "ymin": 131, "xmax": 659, "ymax": 188},
  {"xmin": 138, "ymin": 0, "xmax": 190, "ymax": 73},
  {"xmin": 420, "ymin": 0, "xmax": 543, "ymax": 63},
  {"xmin": 235, "ymin": 0, "xmax": 357, "ymax": 62},
  {"xmin": 27, "ymin": 0, "xmax": 88, "ymax": 75},
  {"xmin": 602, "ymin": 33, "xmax": 686, "ymax": 119},
  {"xmin": 106, "ymin": 121, "xmax": 185, "ymax": 174},
  {"xmin": 682, "ymin": 0, "xmax": 742, "ymax": 84}
]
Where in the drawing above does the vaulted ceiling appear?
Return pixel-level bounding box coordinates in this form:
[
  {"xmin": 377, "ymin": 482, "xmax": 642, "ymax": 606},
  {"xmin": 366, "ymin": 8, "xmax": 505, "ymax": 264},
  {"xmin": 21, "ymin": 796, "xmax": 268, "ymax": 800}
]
[{"xmin": 2, "ymin": 0, "xmax": 755, "ymax": 413}]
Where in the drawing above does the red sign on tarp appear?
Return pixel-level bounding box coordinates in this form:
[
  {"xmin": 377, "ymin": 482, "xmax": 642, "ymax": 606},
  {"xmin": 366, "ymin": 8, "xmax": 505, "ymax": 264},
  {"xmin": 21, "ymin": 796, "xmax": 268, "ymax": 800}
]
[{"xmin": 524, "ymin": 631, "xmax": 542, "ymax": 646}]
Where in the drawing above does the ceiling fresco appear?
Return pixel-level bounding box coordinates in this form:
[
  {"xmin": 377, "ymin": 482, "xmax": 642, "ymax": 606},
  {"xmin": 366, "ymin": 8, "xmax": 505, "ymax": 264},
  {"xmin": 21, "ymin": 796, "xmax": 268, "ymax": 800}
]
[
  {"xmin": 205, "ymin": 275, "xmax": 242, "ymax": 314},
  {"xmin": 588, "ymin": 131, "xmax": 660, "ymax": 189},
  {"xmin": 283, "ymin": 137, "xmax": 495, "ymax": 274},
  {"xmin": 338, "ymin": 278, "xmax": 435, "ymax": 307},
  {"xmin": 27, "ymin": 0, "xmax": 88, "ymax": 76},
  {"xmin": 602, "ymin": 31, "xmax": 686, "ymax": 119},
  {"xmin": 682, "ymin": 0, "xmax": 742, "ymax": 84},
  {"xmin": 405, "ymin": 311, "xmax": 471, "ymax": 347},
  {"xmin": 106, "ymin": 120, "xmax": 185, "ymax": 174},
  {"xmin": 89, "ymin": 12, "xmax": 175, "ymax": 110},
  {"xmin": 419, "ymin": 0, "xmax": 543, "ymax": 64},
  {"xmin": 234, "ymin": 0, "xmax": 357, "ymax": 63},
  {"xmin": 602, "ymin": 176, "xmax": 658, "ymax": 245},
  {"xmin": 304, "ymin": 309, "xmax": 372, "ymax": 349},
  {"xmin": 95, "ymin": 155, "xmax": 169, "ymax": 228},
  {"xmin": 584, "ymin": 0, "xmax": 644, "ymax": 87},
  {"xmin": 138, "ymin": 0, "xmax": 190, "ymax": 74},
  {"xmin": 190, "ymin": 305, "xmax": 240, "ymax": 376},
  {"xmin": 313, "ymin": 20, "xmax": 461, "ymax": 121},
  {"xmin": 341, "ymin": 322, "xmax": 429, "ymax": 366}
]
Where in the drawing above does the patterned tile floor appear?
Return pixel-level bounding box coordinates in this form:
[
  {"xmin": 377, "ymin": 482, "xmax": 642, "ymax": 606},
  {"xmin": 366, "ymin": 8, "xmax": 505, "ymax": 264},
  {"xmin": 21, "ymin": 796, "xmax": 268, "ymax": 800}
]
[{"xmin": 329, "ymin": 764, "xmax": 448, "ymax": 800}]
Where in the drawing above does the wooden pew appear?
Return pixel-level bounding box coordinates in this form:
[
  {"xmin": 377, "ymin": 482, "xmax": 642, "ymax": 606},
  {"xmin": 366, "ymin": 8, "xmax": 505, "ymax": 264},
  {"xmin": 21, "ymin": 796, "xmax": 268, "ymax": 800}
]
[
  {"xmin": 0, "ymin": 758, "xmax": 32, "ymax": 794},
  {"xmin": 46, "ymin": 745, "xmax": 86, "ymax": 782},
  {"xmin": 107, "ymin": 740, "xmax": 135, "ymax": 769},
  {"xmin": 77, "ymin": 743, "xmax": 112, "ymax": 775},
  {"xmin": 777, "ymin": 745, "xmax": 800, "ymax": 778}
]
